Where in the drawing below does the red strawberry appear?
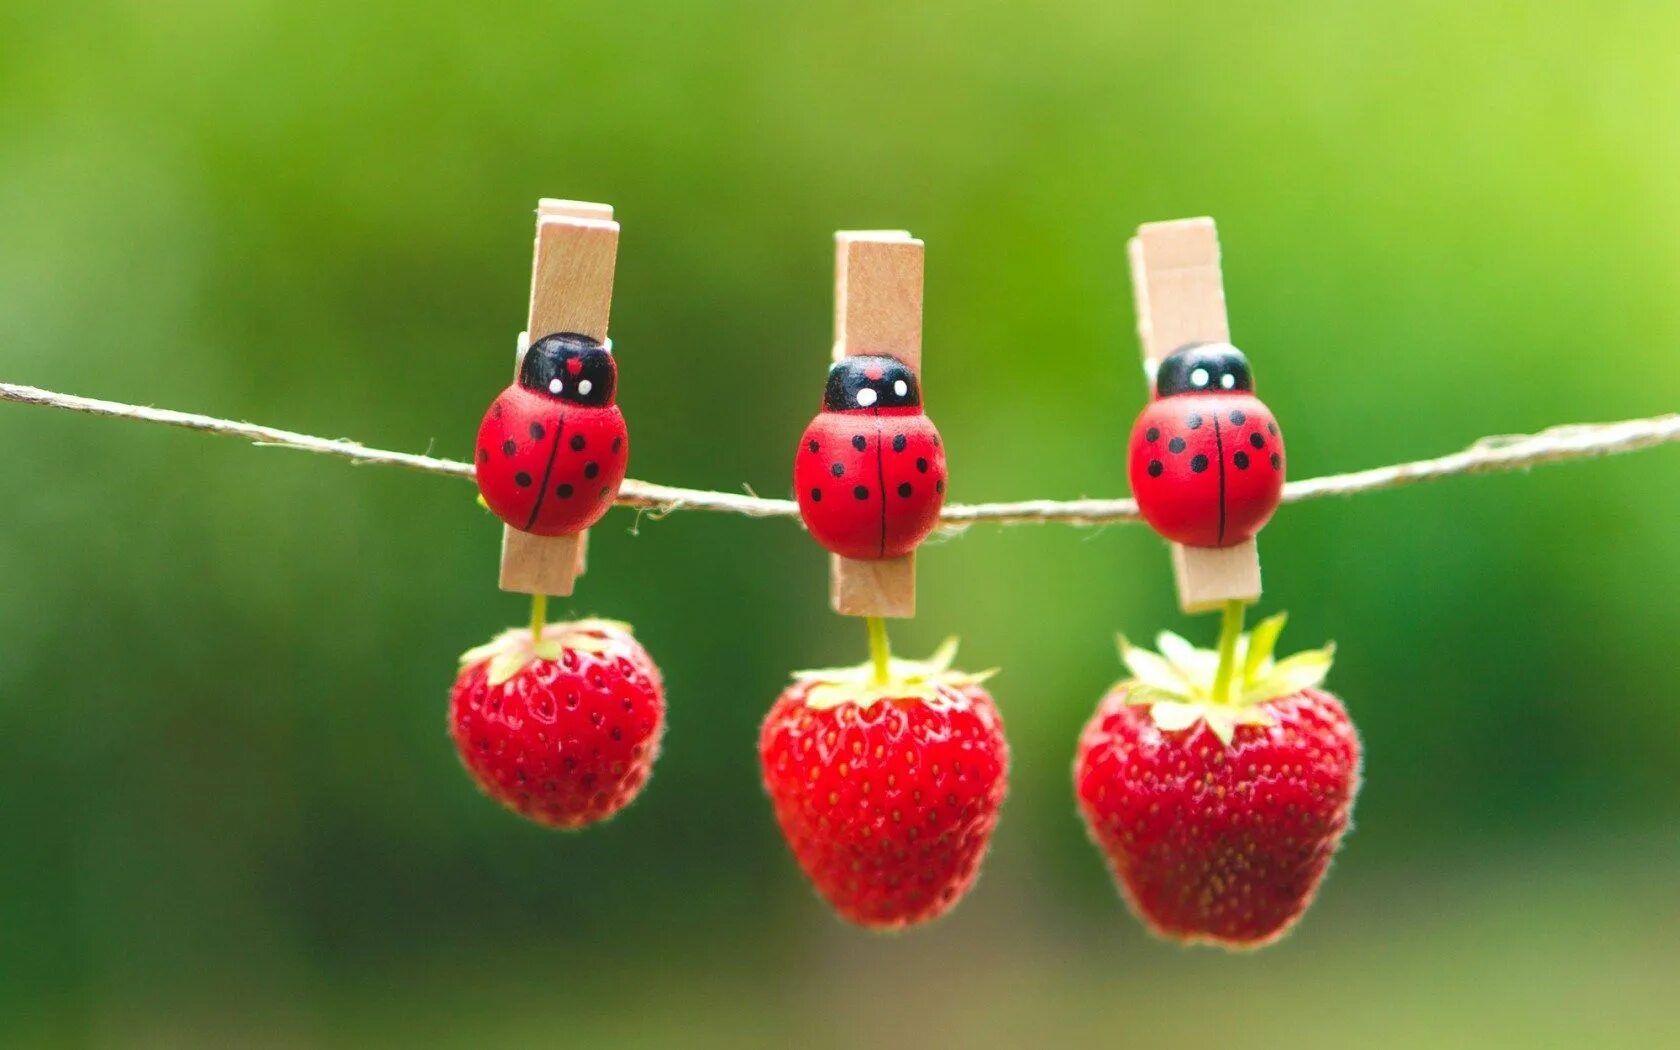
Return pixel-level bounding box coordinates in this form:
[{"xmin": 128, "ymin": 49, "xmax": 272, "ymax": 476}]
[
  {"xmin": 1074, "ymin": 615, "xmax": 1361, "ymax": 948},
  {"xmin": 759, "ymin": 641, "xmax": 1008, "ymax": 929},
  {"xmin": 450, "ymin": 618, "xmax": 664, "ymax": 829}
]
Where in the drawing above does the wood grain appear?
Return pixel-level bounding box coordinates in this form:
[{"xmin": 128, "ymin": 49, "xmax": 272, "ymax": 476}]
[
  {"xmin": 1129, "ymin": 218, "xmax": 1261, "ymax": 612},
  {"xmin": 830, "ymin": 231, "xmax": 925, "ymax": 618},
  {"xmin": 499, "ymin": 200, "xmax": 618, "ymax": 596}
]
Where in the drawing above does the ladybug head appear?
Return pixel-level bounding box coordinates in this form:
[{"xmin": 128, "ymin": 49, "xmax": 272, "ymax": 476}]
[
  {"xmin": 823, "ymin": 354, "xmax": 921, "ymax": 411},
  {"xmin": 1156, "ymin": 342, "xmax": 1253, "ymax": 398},
  {"xmin": 520, "ymin": 332, "xmax": 616, "ymax": 406}
]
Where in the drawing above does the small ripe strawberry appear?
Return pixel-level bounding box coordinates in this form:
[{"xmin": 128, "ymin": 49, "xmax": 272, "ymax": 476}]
[
  {"xmin": 759, "ymin": 640, "xmax": 1008, "ymax": 929},
  {"xmin": 1074, "ymin": 614, "xmax": 1361, "ymax": 948},
  {"xmin": 450, "ymin": 618, "xmax": 664, "ymax": 829}
]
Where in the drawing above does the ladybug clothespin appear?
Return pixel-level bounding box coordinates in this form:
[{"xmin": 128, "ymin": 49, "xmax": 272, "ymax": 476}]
[
  {"xmin": 794, "ymin": 231, "xmax": 947, "ymax": 618},
  {"xmin": 1127, "ymin": 218, "xmax": 1285, "ymax": 613},
  {"xmin": 478, "ymin": 199, "xmax": 627, "ymax": 597}
]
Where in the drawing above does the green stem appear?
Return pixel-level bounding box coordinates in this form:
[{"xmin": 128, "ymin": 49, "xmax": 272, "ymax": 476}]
[
  {"xmin": 865, "ymin": 616, "xmax": 893, "ymax": 686},
  {"xmin": 530, "ymin": 592, "xmax": 547, "ymax": 641},
  {"xmin": 1211, "ymin": 599, "xmax": 1245, "ymax": 704}
]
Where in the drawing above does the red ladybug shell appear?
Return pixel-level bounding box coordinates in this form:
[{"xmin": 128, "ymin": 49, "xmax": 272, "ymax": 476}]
[
  {"xmin": 794, "ymin": 355, "xmax": 946, "ymax": 559},
  {"xmin": 476, "ymin": 333, "xmax": 629, "ymax": 537},
  {"xmin": 796, "ymin": 411, "xmax": 946, "ymax": 558},
  {"xmin": 1128, "ymin": 394, "xmax": 1283, "ymax": 548}
]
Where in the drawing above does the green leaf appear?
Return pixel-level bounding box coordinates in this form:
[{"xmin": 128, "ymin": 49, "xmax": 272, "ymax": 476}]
[
  {"xmin": 1242, "ymin": 612, "xmax": 1289, "ymax": 686},
  {"xmin": 1122, "ymin": 684, "xmax": 1182, "ymax": 707},
  {"xmin": 1244, "ymin": 644, "xmax": 1335, "ymax": 703},
  {"xmin": 486, "ymin": 649, "xmax": 530, "ymax": 687},
  {"xmin": 1147, "ymin": 701, "xmax": 1205, "ymax": 733},
  {"xmin": 1119, "ymin": 634, "xmax": 1196, "ymax": 695},
  {"xmin": 918, "ymin": 637, "xmax": 961, "ymax": 676}
]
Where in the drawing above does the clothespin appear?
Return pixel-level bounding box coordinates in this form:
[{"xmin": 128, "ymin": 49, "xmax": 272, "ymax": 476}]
[
  {"xmin": 498, "ymin": 199, "xmax": 620, "ymax": 596},
  {"xmin": 813, "ymin": 230, "xmax": 935, "ymax": 618},
  {"xmin": 1128, "ymin": 218, "xmax": 1265, "ymax": 613}
]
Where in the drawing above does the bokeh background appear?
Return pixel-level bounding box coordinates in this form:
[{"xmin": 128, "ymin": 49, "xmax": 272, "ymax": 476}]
[{"xmin": 3, "ymin": 1, "xmax": 1678, "ymax": 1046}]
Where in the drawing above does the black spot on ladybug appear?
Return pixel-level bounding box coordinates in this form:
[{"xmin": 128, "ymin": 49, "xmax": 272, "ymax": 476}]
[
  {"xmin": 612, "ymin": 436, "xmax": 623, "ymax": 453},
  {"xmin": 1186, "ymin": 413, "xmax": 1202, "ymax": 430},
  {"xmin": 898, "ymin": 482, "xmax": 912, "ymax": 497},
  {"xmin": 1268, "ymin": 422, "xmax": 1278, "ymax": 436},
  {"xmin": 852, "ymin": 435, "xmax": 867, "ymax": 451},
  {"xmin": 584, "ymin": 462, "xmax": 599, "ymax": 479},
  {"xmin": 598, "ymin": 486, "xmax": 610, "ymax": 499},
  {"xmin": 1146, "ymin": 427, "xmax": 1160, "ymax": 442},
  {"xmin": 529, "ymin": 422, "xmax": 545, "ymax": 440},
  {"xmin": 936, "ymin": 479, "xmax": 945, "ymax": 493},
  {"xmin": 557, "ymin": 483, "xmax": 574, "ymax": 498},
  {"xmin": 810, "ymin": 488, "xmax": 823, "ymax": 502},
  {"xmin": 515, "ymin": 472, "xmax": 533, "ymax": 487},
  {"xmin": 933, "ymin": 435, "xmax": 941, "ymax": 447},
  {"xmin": 1271, "ymin": 452, "xmax": 1281, "ymax": 469},
  {"xmin": 570, "ymin": 434, "xmax": 587, "ymax": 452},
  {"xmin": 1190, "ymin": 454, "xmax": 1209, "ymax": 473},
  {"xmin": 916, "ymin": 457, "xmax": 928, "ymax": 473},
  {"xmin": 502, "ymin": 440, "xmax": 517, "ymax": 457},
  {"xmin": 1168, "ymin": 437, "xmax": 1186, "ymax": 454},
  {"xmin": 831, "ymin": 463, "xmax": 845, "ymax": 478},
  {"xmin": 1230, "ymin": 410, "xmax": 1246, "ymax": 425},
  {"xmin": 478, "ymin": 449, "xmax": 488, "ymax": 465},
  {"xmin": 853, "ymin": 485, "xmax": 869, "ymax": 500},
  {"xmin": 808, "ymin": 439, "xmax": 819, "ymax": 453},
  {"xmin": 1249, "ymin": 432, "xmax": 1265, "ymax": 450},
  {"xmin": 893, "ymin": 434, "xmax": 907, "ymax": 452},
  {"xmin": 1147, "ymin": 459, "xmax": 1163, "ymax": 477},
  {"xmin": 492, "ymin": 402, "xmax": 503, "ymax": 419},
  {"xmin": 1234, "ymin": 451, "xmax": 1250, "ymax": 469}
]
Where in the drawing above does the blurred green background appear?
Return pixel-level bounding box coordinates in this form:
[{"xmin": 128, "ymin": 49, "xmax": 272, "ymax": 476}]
[{"xmin": 3, "ymin": 1, "xmax": 1678, "ymax": 1046}]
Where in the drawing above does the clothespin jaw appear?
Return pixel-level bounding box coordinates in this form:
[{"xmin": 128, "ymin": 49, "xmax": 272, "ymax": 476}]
[
  {"xmin": 822, "ymin": 230, "xmax": 929, "ymax": 618},
  {"xmin": 1128, "ymin": 218, "xmax": 1264, "ymax": 613},
  {"xmin": 497, "ymin": 199, "xmax": 620, "ymax": 596}
]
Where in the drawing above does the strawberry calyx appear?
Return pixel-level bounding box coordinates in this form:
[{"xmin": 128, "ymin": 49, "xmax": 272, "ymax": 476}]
[
  {"xmin": 460, "ymin": 617, "xmax": 633, "ymax": 687},
  {"xmin": 791, "ymin": 637, "xmax": 996, "ymax": 711},
  {"xmin": 1117, "ymin": 612, "xmax": 1334, "ymax": 745}
]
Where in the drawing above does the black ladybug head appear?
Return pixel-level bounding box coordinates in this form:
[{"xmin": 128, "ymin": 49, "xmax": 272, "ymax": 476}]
[
  {"xmin": 519, "ymin": 332, "xmax": 616, "ymax": 406},
  {"xmin": 823, "ymin": 354, "xmax": 921, "ymax": 411},
  {"xmin": 1155, "ymin": 342, "xmax": 1253, "ymax": 397}
]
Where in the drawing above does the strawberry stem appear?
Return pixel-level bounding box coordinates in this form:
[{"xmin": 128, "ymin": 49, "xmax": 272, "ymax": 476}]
[
  {"xmin": 865, "ymin": 616, "xmax": 893, "ymax": 687},
  {"xmin": 1211, "ymin": 599, "xmax": 1245, "ymax": 704},
  {"xmin": 530, "ymin": 592, "xmax": 547, "ymax": 642}
]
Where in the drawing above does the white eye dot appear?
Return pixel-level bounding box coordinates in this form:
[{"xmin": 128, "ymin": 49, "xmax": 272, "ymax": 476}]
[
  {"xmin": 548, "ymin": 378, "xmax": 563, "ymax": 394},
  {"xmin": 578, "ymin": 379, "xmax": 593, "ymax": 396},
  {"xmin": 856, "ymin": 388, "xmax": 878, "ymax": 407},
  {"xmin": 1191, "ymin": 367, "xmax": 1210, "ymax": 388},
  {"xmin": 893, "ymin": 379, "xmax": 908, "ymax": 397},
  {"xmin": 1220, "ymin": 373, "xmax": 1235, "ymax": 389}
]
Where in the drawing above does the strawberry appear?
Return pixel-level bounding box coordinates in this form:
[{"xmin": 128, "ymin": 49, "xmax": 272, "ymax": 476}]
[
  {"xmin": 759, "ymin": 640, "xmax": 1008, "ymax": 929},
  {"xmin": 1073, "ymin": 613, "xmax": 1360, "ymax": 948},
  {"xmin": 450, "ymin": 618, "xmax": 664, "ymax": 829}
]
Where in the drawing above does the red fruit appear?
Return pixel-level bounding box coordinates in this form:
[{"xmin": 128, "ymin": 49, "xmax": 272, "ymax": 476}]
[
  {"xmin": 450, "ymin": 618, "xmax": 664, "ymax": 829},
  {"xmin": 1129, "ymin": 342, "xmax": 1284, "ymax": 548},
  {"xmin": 759, "ymin": 642, "xmax": 1007, "ymax": 928},
  {"xmin": 1074, "ymin": 621, "xmax": 1360, "ymax": 948},
  {"xmin": 795, "ymin": 354, "xmax": 947, "ymax": 559},
  {"xmin": 476, "ymin": 332, "xmax": 629, "ymax": 537}
]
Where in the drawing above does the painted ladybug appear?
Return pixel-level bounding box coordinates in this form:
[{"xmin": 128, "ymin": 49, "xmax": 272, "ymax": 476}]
[
  {"xmin": 476, "ymin": 332, "xmax": 628, "ymax": 536},
  {"xmin": 795, "ymin": 355, "xmax": 947, "ymax": 559},
  {"xmin": 1128, "ymin": 342, "xmax": 1284, "ymax": 548}
]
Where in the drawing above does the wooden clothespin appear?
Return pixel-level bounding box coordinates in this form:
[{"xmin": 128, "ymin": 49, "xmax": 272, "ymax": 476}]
[
  {"xmin": 827, "ymin": 230, "xmax": 927, "ymax": 619},
  {"xmin": 1128, "ymin": 218, "xmax": 1263, "ymax": 613},
  {"xmin": 498, "ymin": 199, "xmax": 620, "ymax": 596}
]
